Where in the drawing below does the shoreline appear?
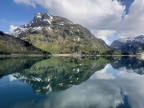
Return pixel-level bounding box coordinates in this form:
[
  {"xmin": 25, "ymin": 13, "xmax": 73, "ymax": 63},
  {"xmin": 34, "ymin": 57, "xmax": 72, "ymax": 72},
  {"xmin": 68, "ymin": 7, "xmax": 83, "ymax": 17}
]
[
  {"xmin": 0, "ymin": 54, "xmax": 141, "ymax": 58},
  {"xmin": 0, "ymin": 54, "xmax": 51, "ymax": 58}
]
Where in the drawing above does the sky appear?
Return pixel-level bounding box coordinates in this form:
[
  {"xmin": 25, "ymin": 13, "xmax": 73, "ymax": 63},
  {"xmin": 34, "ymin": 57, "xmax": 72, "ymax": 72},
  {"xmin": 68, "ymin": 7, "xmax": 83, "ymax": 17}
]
[{"xmin": 0, "ymin": 0, "xmax": 143, "ymax": 45}]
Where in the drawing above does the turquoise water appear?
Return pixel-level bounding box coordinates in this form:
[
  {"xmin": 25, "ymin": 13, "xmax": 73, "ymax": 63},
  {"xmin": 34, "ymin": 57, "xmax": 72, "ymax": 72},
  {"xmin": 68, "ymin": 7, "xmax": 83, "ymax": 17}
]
[{"xmin": 0, "ymin": 57, "xmax": 144, "ymax": 108}]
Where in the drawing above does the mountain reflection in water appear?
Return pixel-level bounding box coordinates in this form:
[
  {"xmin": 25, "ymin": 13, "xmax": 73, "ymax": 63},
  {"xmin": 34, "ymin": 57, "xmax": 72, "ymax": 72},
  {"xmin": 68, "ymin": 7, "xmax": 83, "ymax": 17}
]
[{"xmin": 0, "ymin": 56, "xmax": 144, "ymax": 108}]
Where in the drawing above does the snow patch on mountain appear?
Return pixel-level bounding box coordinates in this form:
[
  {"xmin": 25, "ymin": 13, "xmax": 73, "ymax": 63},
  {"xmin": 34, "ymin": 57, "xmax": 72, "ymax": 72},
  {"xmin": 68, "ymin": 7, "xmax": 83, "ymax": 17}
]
[
  {"xmin": 33, "ymin": 26, "xmax": 42, "ymax": 31},
  {"xmin": 111, "ymin": 35, "xmax": 144, "ymax": 54},
  {"xmin": 12, "ymin": 26, "xmax": 28, "ymax": 37},
  {"xmin": 141, "ymin": 52, "xmax": 144, "ymax": 60},
  {"xmin": 118, "ymin": 37, "xmax": 135, "ymax": 43},
  {"xmin": 35, "ymin": 13, "xmax": 42, "ymax": 19}
]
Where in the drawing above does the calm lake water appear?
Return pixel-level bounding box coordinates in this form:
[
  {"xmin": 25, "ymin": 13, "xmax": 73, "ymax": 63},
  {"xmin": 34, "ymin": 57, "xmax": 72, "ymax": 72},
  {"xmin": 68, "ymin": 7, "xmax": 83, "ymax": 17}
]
[{"xmin": 0, "ymin": 56, "xmax": 144, "ymax": 108}]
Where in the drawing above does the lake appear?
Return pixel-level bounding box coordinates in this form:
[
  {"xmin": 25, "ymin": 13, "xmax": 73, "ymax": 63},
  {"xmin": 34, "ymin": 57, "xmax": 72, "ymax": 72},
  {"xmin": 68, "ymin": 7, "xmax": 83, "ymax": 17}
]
[{"xmin": 0, "ymin": 56, "xmax": 144, "ymax": 108}]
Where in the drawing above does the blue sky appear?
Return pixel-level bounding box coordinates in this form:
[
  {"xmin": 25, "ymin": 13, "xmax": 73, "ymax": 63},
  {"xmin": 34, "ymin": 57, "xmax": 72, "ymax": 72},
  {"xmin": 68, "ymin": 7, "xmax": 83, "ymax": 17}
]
[
  {"xmin": 119, "ymin": 0, "xmax": 134, "ymax": 14},
  {"xmin": 0, "ymin": 0, "xmax": 139, "ymax": 45},
  {"xmin": 0, "ymin": 0, "xmax": 48, "ymax": 32}
]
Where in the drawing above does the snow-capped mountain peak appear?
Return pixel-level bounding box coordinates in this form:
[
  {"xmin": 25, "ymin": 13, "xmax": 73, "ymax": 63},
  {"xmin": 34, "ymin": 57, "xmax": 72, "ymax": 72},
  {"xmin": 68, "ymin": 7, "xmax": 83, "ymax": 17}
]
[
  {"xmin": 118, "ymin": 35, "xmax": 144, "ymax": 43},
  {"xmin": 35, "ymin": 13, "xmax": 53, "ymax": 20},
  {"xmin": 35, "ymin": 13, "xmax": 42, "ymax": 19},
  {"xmin": 118, "ymin": 37, "xmax": 135, "ymax": 43},
  {"xmin": 33, "ymin": 13, "xmax": 53, "ymax": 25},
  {"xmin": 111, "ymin": 35, "xmax": 144, "ymax": 54},
  {"xmin": 11, "ymin": 13, "xmax": 53, "ymax": 37}
]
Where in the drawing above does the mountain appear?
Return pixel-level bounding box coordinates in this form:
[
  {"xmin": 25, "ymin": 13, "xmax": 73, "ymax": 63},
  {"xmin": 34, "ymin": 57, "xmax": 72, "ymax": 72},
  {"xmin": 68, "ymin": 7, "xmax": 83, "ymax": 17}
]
[
  {"xmin": 0, "ymin": 31, "xmax": 47, "ymax": 55},
  {"xmin": 111, "ymin": 35, "xmax": 144, "ymax": 54},
  {"xmin": 12, "ymin": 13, "xmax": 113, "ymax": 54}
]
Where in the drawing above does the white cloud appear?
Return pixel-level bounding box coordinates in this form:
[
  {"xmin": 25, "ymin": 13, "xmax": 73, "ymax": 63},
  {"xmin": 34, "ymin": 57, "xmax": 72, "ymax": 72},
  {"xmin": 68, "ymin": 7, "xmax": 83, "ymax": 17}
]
[
  {"xmin": 93, "ymin": 30, "xmax": 116, "ymax": 45},
  {"xmin": 14, "ymin": 0, "xmax": 36, "ymax": 8},
  {"xmin": 119, "ymin": 0, "xmax": 144, "ymax": 38},
  {"xmin": 9, "ymin": 25, "xmax": 18, "ymax": 33}
]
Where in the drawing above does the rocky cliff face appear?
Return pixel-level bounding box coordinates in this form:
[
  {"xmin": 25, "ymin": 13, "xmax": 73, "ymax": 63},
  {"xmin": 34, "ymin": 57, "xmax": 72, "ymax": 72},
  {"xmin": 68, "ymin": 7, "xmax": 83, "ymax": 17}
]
[{"xmin": 12, "ymin": 13, "xmax": 112, "ymax": 54}]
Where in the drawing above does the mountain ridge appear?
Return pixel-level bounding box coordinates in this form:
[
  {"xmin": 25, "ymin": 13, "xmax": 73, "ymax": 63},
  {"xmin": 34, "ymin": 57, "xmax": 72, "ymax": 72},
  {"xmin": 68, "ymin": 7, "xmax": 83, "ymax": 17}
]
[
  {"xmin": 11, "ymin": 12, "xmax": 115, "ymax": 55},
  {"xmin": 0, "ymin": 31, "xmax": 48, "ymax": 55},
  {"xmin": 111, "ymin": 35, "xmax": 144, "ymax": 54}
]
